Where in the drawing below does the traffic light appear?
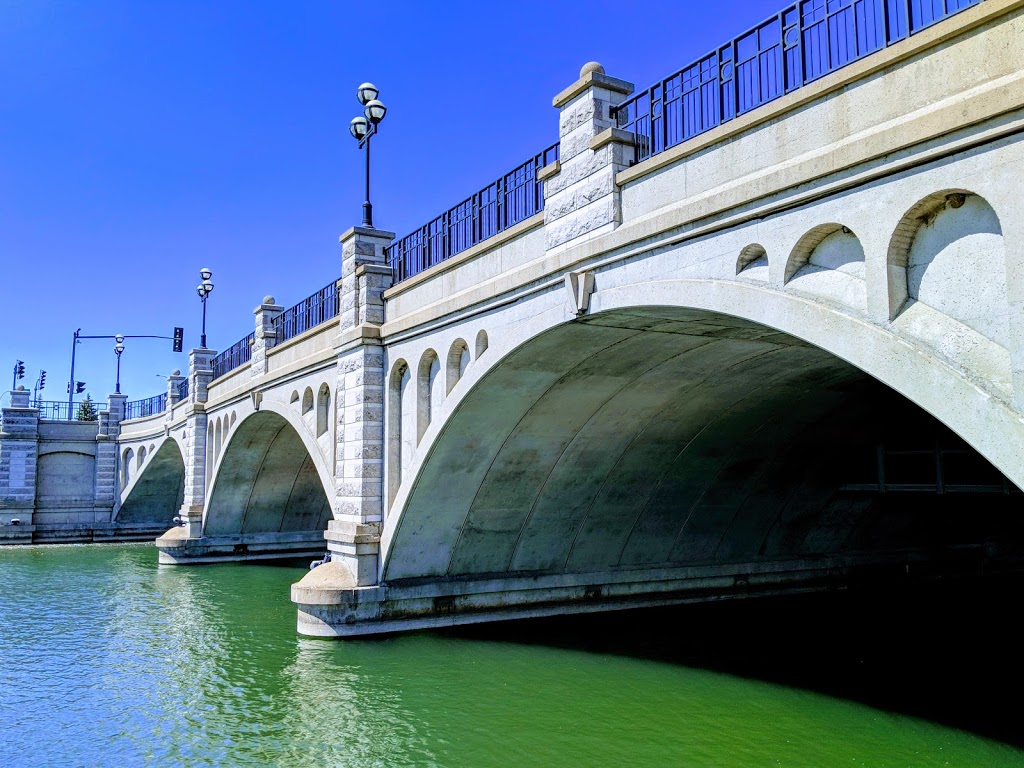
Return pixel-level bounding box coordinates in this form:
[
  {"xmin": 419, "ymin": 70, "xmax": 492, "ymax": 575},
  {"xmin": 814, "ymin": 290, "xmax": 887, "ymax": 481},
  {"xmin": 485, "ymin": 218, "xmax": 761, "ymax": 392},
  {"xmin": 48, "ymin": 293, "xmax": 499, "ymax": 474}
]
[
  {"xmin": 76, "ymin": 381, "xmax": 86, "ymax": 394},
  {"xmin": 172, "ymin": 327, "xmax": 184, "ymax": 353},
  {"xmin": 38, "ymin": 371, "xmax": 46, "ymax": 390},
  {"xmin": 16, "ymin": 361, "xmax": 24, "ymax": 379}
]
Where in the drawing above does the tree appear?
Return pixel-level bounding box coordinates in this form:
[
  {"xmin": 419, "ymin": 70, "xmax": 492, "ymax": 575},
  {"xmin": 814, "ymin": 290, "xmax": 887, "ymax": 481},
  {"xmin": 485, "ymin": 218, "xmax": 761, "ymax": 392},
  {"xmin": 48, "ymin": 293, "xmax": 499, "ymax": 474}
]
[{"xmin": 76, "ymin": 395, "xmax": 98, "ymax": 421}]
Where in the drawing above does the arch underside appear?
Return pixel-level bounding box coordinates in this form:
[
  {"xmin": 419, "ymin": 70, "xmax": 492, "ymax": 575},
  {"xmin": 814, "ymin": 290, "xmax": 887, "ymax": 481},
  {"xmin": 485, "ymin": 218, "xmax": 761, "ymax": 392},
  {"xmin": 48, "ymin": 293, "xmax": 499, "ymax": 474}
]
[
  {"xmin": 385, "ymin": 307, "xmax": 1022, "ymax": 585},
  {"xmin": 117, "ymin": 441, "xmax": 184, "ymax": 527},
  {"xmin": 205, "ymin": 411, "xmax": 331, "ymax": 536}
]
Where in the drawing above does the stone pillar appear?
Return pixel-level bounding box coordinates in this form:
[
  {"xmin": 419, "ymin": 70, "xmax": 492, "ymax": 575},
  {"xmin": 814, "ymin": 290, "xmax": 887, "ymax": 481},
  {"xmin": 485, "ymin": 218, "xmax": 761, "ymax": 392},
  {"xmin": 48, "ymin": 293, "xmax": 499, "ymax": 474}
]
[
  {"xmin": 177, "ymin": 407, "xmax": 208, "ymax": 539},
  {"xmin": 95, "ymin": 392, "xmax": 127, "ymax": 518},
  {"xmin": 339, "ymin": 226, "xmax": 395, "ymax": 331},
  {"xmin": 174, "ymin": 347, "xmax": 215, "ymax": 537},
  {"xmin": 188, "ymin": 347, "xmax": 216, "ymax": 405},
  {"xmin": 250, "ymin": 296, "xmax": 284, "ymax": 378},
  {"xmin": 166, "ymin": 369, "xmax": 184, "ymax": 410},
  {"xmin": 543, "ymin": 62, "xmax": 635, "ymax": 253},
  {"xmin": 0, "ymin": 387, "xmax": 39, "ymax": 537},
  {"xmin": 324, "ymin": 226, "xmax": 395, "ymax": 585}
]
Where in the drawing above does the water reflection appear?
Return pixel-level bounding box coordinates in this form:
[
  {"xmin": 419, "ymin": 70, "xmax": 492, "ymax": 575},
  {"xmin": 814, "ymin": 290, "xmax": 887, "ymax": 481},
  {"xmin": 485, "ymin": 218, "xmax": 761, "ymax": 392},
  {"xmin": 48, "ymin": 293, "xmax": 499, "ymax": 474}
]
[{"xmin": 2, "ymin": 545, "xmax": 1023, "ymax": 768}]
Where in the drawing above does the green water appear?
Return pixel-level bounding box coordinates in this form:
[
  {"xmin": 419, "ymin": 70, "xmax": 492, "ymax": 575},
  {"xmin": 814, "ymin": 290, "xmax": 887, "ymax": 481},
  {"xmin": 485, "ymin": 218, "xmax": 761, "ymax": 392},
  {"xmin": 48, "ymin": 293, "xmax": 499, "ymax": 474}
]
[{"xmin": 1, "ymin": 544, "xmax": 1022, "ymax": 767}]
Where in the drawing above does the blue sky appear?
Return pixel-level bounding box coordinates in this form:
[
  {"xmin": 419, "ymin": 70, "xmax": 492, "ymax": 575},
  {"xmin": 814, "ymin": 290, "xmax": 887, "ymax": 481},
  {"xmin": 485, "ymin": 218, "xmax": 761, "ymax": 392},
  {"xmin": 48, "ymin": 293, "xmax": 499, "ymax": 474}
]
[{"xmin": 1, "ymin": 0, "xmax": 784, "ymax": 406}]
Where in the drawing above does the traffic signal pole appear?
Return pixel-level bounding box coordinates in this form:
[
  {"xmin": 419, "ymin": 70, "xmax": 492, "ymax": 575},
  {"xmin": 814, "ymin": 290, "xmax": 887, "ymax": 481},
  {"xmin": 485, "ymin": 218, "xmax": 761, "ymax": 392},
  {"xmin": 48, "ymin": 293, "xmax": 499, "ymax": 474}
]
[
  {"xmin": 67, "ymin": 328, "xmax": 183, "ymax": 414},
  {"xmin": 67, "ymin": 329, "xmax": 80, "ymax": 416}
]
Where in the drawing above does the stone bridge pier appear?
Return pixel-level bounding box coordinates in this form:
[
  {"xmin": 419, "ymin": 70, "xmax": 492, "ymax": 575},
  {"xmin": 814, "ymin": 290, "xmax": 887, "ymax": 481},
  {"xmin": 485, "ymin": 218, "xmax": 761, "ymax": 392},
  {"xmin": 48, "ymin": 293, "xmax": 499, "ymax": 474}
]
[{"xmin": 150, "ymin": 225, "xmax": 396, "ymax": 571}]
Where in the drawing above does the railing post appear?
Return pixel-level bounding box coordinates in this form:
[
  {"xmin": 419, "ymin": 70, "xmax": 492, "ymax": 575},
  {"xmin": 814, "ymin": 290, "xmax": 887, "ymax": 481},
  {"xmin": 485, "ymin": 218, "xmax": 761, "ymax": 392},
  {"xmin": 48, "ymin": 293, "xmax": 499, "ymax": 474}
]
[
  {"xmin": 167, "ymin": 369, "xmax": 184, "ymax": 411},
  {"xmin": 0, "ymin": 387, "xmax": 39, "ymax": 540},
  {"xmin": 543, "ymin": 62, "xmax": 634, "ymax": 254},
  {"xmin": 339, "ymin": 226, "xmax": 396, "ymax": 332},
  {"xmin": 188, "ymin": 346, "xmax": 216, "ymax": 406},
  {"xmin": 251, "ymin": 296, "xmax": 284, "ymax": 379}
]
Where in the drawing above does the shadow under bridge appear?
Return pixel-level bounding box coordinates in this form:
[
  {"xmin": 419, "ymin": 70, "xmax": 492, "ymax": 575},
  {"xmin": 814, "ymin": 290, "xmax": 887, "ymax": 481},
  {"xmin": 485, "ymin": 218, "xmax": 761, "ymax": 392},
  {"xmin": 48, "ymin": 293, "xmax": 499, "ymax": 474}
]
[{"xmin": 307, "ymin": 307, "xmax": 1024, "ymax": 636}]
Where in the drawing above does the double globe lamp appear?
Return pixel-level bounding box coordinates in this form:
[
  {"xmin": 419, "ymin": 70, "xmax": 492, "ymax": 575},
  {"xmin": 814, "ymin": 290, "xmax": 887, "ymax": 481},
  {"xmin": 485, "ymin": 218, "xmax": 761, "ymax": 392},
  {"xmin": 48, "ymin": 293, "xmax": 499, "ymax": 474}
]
[
  {"xmin": 196, "ymin": 268, "xmax": 214, "ymax": 349},
  {"xmin": 349, "ymin": 83, "xmax": 387, "ymax": 228}
]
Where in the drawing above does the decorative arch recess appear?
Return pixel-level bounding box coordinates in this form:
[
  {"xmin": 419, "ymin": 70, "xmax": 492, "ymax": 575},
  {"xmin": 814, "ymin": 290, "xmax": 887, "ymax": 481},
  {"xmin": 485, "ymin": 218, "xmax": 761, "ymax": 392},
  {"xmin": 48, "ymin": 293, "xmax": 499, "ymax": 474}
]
[
  {"xmin": 446, "ymin": 338, "xmax": 470, "ymax": 395},
  {"xmin": 886, "ymin": 190, "xmax": 1006, "ymax": 343},
  {"xmin": 388, "ymin": 359, "xmax": 411, "ymax": 509},
  {"xmin": 785, "ymin": 223, "xmax": 864, "ymax": 284},
  {"xmin": 316, "ymin": 384, "xmax": 330, "ymax": 437},
  {"xmin": 417, "ymin": 349, "xmax": 441, "ymax": 443},
  {"xmin": 383, "ymin": 304, "xmax": 1022, "ymax": 587},
  {"xmin": 736, "ymin": 243, "xmax": 767, "ymax": 276},
  {"xmin": 121, "ymin": 447, "xmax": 134, "ymax": 491}
]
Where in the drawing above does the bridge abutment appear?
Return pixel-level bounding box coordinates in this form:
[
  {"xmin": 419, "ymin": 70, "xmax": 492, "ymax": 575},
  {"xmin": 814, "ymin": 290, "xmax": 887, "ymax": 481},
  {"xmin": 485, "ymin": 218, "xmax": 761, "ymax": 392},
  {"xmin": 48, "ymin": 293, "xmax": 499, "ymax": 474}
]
[{"xmin": 0, "ymin": 388, "xmax": 38, "ymax": 540}]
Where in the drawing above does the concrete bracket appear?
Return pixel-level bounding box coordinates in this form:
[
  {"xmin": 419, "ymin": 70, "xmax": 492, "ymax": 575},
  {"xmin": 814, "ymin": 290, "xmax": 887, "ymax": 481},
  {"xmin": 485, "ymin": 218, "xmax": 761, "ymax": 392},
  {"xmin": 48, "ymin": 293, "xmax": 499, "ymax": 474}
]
[{"xmin": 565, "ymin": 271, "xmax": 596, "ymax": 316}]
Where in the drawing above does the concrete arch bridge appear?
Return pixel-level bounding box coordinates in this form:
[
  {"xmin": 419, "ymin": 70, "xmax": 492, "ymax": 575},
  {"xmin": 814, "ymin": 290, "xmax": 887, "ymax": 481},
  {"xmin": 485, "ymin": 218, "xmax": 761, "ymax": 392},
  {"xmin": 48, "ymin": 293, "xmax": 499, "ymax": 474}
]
[{"xmin": 104, "ymin": 0, "xmax": 1024, "ymax": 636}]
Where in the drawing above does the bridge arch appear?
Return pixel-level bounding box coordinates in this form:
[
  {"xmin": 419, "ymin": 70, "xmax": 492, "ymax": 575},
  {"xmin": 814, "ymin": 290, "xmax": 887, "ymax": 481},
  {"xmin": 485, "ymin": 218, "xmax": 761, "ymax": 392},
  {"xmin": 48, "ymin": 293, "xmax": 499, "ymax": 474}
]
[
  {"xmin": 202, "ymin": 403, "xmax": 333, "ymax": 537},
  {"xmin": 382, "ymin": 283, "xmax": 1024, "ymax": 584},
  {"xmin": 116, "ymin": 438, "xmax": 184, "ymax": 526}
]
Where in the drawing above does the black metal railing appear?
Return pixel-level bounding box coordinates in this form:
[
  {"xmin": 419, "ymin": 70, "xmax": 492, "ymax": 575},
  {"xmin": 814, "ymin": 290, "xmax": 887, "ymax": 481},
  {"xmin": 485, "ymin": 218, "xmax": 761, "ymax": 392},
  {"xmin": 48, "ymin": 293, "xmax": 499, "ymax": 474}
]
[
  {"xmin": 124, "ymin": 393, "xmax": 167, "ymax": 421},
  {"xmin": 387, "ymin": 143, "xmax": 560, "ymax": 284},
  {"xmin": 31, "ymin": 400, "xmax": 99, "ymax": 421},
  {"xmin": 272, "ymin": 280, "xmax": 340, "ymax": 343},
  {"xmin": 211, "ymin": 332, "xmax": 255, "ymax": 380},
  {"xmin": 614, "ymin": 0, "xmax": 983, "ymax": 164},
  {"xmin": 177, "ymin": 378, "xmax": 189, "ymax": 402}
]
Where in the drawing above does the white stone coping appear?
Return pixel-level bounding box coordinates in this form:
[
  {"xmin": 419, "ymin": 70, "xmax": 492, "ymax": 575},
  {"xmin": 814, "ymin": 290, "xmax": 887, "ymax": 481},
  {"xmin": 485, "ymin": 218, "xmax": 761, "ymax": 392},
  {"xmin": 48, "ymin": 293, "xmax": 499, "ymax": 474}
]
[
  {"xmin": 552, "ymin": 71, "xmax": 634, "ymax": 108},
  {"xmin": 536, "ymin": 160, "xmax": 561, "ymax": 182},
  {"xmin": 338, "ymin": 225, "xmax": 396, "ymax": 243},
  {"xmin": 588, "ymin": 127, "xmax": 634, "ymax": 151}
]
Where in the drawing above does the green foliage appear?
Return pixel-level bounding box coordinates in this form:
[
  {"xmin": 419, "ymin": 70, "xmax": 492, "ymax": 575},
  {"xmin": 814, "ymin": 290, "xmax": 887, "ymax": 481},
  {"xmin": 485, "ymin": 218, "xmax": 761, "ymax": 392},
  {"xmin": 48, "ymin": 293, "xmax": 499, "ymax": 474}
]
[{"xmin": 76, "ymin": 395, "xmax": 97, "ymax": 421}]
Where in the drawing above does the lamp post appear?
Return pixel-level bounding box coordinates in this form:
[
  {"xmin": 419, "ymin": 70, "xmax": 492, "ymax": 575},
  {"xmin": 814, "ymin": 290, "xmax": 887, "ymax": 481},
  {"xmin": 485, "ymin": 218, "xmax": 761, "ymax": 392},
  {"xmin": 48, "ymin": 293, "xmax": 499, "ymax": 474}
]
[
  {"xmin": 349, "ymin": 82, "xmax": 388, "ymax": 228},
  {"xmin": 113, "ymin": 335, "xmax": 125, "ymax": 395},
  {"xmin": 196, "ymin": 268, "xmax": 214, "ymax": 348}
]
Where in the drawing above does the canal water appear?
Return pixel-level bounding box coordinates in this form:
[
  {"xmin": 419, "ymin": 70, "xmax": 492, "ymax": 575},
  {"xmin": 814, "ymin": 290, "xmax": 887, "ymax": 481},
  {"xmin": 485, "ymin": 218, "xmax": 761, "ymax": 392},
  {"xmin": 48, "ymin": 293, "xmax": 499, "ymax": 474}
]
[{"xmin": 1, "ymin": 544, "xmax": 1022, "ymax": 767}]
